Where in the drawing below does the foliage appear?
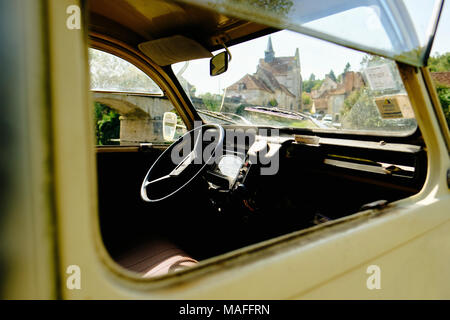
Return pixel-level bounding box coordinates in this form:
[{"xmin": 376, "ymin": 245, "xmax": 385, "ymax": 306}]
[
  {"xmin": 327, "ymin": 69, "xmax": 337, "ymax": 82},
  {"xmin": 428, "ymin": 52, "xmax": 450, "ymax": 73},
  {"xmin": 311, "ymin": 80, "xmax": 323, "ymax": 91},
  {"xmin": 435, "ymin": 83, "xmax": 450, "ymax": 128},
  {"xmin": 94, "ymin": 102, "xmax": 120, "ymax": 145},
  {"xmin": 199, "ymin": 93, "xmax": 222, "ymax": 111},
  {"xmin": 428, "ymin": 52, "xmax": 450, "ymax": 128},
  {"xmin": 231, "ymin": 0, "xmax": 293, "ymax": 15},
  {"xmin": 340, "ymin": 88, "xmax": 382, "ymax": 129},
  {"xmin": 303, "ymin": 78, "xmax": 323, "ymax": 93},
  {"xmin": 337, "ymin": 63, "xmax": 352, "ymax": 83},
  {"xmin": 344, "ymin": 62, "xmax": 351, "ymax": 74},
  {"xmin": 302, "ymin": 92, "xmax": 311, "ymax": 106},
  {"xmin": 236, "ymin": 104, "xmax": 246, "ymax": 115},
  {"xmin": 360, "ymin": 54, "xmax": 383, "ymax": 67},
  {"xmin": 268, "ymin": 98, "xmax": 278, "ymax": 107}
]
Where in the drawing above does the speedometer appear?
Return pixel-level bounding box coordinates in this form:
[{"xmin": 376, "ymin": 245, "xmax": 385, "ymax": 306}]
[{"xmin": 218, "ymin": 155, "xmax": 244, "ymax": 179}]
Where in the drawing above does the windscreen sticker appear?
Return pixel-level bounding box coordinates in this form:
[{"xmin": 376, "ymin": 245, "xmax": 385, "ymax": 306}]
[
  {"xmin": 364, "ymin": 64, "xmax": 396, "ymax": 91},
  {"xmin": 375, "ymin": 97, "xmax": 403, "ymax": 119}
]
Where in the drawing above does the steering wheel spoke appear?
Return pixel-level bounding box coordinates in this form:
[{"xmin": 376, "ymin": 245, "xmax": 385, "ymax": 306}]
[
  {"xmin": 169, "ymin": 151, "xmax": 196, "ymax": 177},
  {"xmin": 144, "ymin": 174, "xmax": 172, "ymax": 188}
]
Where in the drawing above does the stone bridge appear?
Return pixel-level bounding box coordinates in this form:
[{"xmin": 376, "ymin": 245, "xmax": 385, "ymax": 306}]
[{"xmin": 92, "ymin": 92, "xmax": 174, "ymax": 144}]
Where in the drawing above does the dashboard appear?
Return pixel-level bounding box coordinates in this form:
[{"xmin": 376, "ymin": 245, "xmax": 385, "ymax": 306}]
[{"xmin": 205, "ymin": 150, "xmax": 249, "ymax": 190}]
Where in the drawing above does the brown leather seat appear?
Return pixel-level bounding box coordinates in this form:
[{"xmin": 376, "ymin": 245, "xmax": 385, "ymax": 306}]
[{"xmin": 116, "ymin": 238, "xmax": 197, "ymax": 278}]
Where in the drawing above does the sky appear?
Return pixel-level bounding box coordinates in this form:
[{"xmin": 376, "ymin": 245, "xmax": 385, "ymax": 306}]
[
  {"xmin": 174, "ymin": 0, "xmax": 450, "ymax": 95},
  {"xmin": 431, "ymin": 0, "xmax": 450, "ymax": 54}
]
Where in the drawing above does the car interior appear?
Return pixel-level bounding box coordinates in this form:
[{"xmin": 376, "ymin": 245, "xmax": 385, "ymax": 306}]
[{"xmin": 88, "ymin": 0, "xmax": 428, "ymax": 278}]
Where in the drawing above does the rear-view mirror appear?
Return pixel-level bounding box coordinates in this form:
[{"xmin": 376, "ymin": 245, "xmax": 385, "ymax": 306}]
[{"xmin": 210, "ymin": 51, "xmax": 228, "ymax": 76}]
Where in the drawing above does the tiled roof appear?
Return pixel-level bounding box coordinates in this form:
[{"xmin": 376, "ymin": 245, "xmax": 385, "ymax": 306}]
[
  {"xmin": 431, "ymin": 72, "xmax": 450, "ymax": 87},
  {"xmin": 257, "ymin": 67, "xmax": 295, "ymax": 97},
  {"xmin": 227, "ymin": 74, "xmax": 274, "ymax": 93}
]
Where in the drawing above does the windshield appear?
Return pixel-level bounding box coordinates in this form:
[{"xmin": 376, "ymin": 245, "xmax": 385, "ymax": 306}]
[
  {"xmin": 182, "ymin": 0, "xmax": 443, "ymax": 67},
  {"xmin": 173, "ymin": 30, "xmax": 417, "ymax": 134}
]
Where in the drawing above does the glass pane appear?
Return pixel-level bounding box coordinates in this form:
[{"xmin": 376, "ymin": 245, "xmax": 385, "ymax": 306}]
[
  {"xmin": 173, "ymin": 30, "xmax": 417, "ymax": 134},
  {"xmin": 184, "ymin": 0, "xmax": 443, "ymax": 66},
  {"xmin": 89, "ymin": 48, "xmax": 162, "ymax": 94}
]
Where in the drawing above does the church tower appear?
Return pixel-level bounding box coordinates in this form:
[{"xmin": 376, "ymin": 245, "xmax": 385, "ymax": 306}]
[
  {"xmin": 293, "ymin": 48, "xmax": 303, "ymax": 110},
  {"xmin": 264, "ymin": 36, "xmax": 275, "ymax": 63}
]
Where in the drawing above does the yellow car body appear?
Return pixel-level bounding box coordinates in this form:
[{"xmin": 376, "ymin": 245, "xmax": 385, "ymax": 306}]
[{"xmin": 1, "ymin": 0, "xmax": 449, "ymax": 299}]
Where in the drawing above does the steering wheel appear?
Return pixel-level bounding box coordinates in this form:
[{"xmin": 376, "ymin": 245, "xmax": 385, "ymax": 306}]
[{"xmin": 141, "ymin": 124, "xmax": 224, "ymax": 202}]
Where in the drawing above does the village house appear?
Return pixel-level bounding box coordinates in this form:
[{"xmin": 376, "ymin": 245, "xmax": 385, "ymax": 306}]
[
  {"xmin": 311, "ymin": 71, "xmax": 365, "ymax": 120},
  {"xmin": 226, "ymin": 37, "xmax": 302, "ymax": 111}
]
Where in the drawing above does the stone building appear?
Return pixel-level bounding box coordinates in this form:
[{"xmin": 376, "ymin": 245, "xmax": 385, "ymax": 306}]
[
  {"xmin": 226, "ymin": 37, "xmax": 302, "ymax": 111},
  {"xmin": 311, "ymin": 71, "xmax": 364, "ymax": 119}
]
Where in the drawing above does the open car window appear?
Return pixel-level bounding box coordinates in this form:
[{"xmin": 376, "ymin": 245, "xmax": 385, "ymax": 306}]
[
  {"xmin": 89, "ymin": 48, "xmax": 162, "ymax": 94},
  {"xmin": 89, "ymin": 49, "xmax": 185, "ymax": 145},
  {"xmin": 173, "ymin": 30, "xmax": 417, "ymax": 135}
]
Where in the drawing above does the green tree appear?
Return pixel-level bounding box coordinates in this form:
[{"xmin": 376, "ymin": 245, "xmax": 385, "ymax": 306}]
[
  {"xmin": 428, "ymin": 52, "xmax": 450, "ymax": 72},
  {"xmin": 338, "ymin": 62, "xmax": 351, "ymax": 82},
  {"xmin": 303, "ymin": 74, "xmax": 323, "ymax": 93},
  {"xmin": 328, "ymin": 69, "xmax": 337, "ymax": 82},
  {"xmin": 94, "ymin": 102, "xmax": 120, "ymax": 145},
  {"xmin": 302, "ymin": 80, "xmax": 314, "ymax": 93},
  {"xmin": 428, "ymin": 52, "xmax": 450, "ymax": 127},
  {"xmin": 200, "ymin": 92, "xmax": 221, "ymax": 111},
  {"xmin": 344, "ymin": 62, "xmax": 351, "ymax": 73},
  {"xmin": 302, "ymin": 92, "xmax": 311, "ymax": 106},
  {"xmin": 435, "ymin": 83, "xmax": 450, "ymax": 128},
  {"xmin": 360, "ymin": 54, "xmax": 383, "ymax": 67},
  {"xmin": 340, "ymin": 88, "xmax": 382, "ymax": 129},
  {"xmin": 231, "ymin": 0, "xmax": 293, "ymax": 15},
  {"xmin": 268, "ymin": 98, "xmax": 278, "ymax": 107},
  {"xmin": 311, "ymin": 80, "xmax": 323, "ymax": 91},
  {"xmin": 235, "ymin": 104, "xmax": 246, "ymax": 115}
]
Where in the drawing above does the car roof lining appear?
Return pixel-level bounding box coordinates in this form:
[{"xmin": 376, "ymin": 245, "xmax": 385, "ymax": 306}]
[{"xmin": 88, "ymin": 0, "xmax": 274, "ymax": 53}]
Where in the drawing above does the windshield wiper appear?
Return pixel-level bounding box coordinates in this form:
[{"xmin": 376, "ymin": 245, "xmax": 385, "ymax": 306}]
[
  {"xmin": 245, "ymin": 106, "xmax": 331, "ymax": 129},
  {"xmin": 197, "ymin": 109, "xmax": 248, "ymax": 125},
  {"xmin": 221, "ymin": 112, "xmax": 252, "ymax": 125}
]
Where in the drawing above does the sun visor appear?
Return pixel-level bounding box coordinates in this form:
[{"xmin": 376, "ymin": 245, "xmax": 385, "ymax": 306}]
[{"xmin": 138, "ymin": 35, "xmax": 212, "ymax": 66}]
